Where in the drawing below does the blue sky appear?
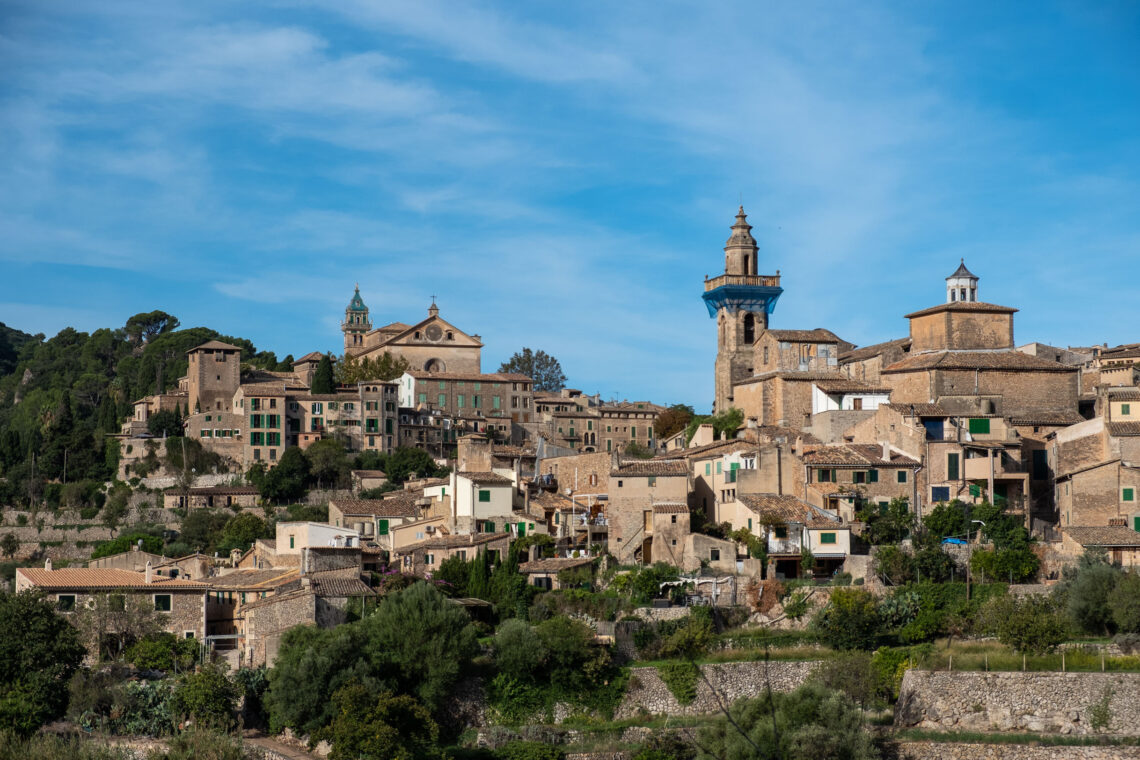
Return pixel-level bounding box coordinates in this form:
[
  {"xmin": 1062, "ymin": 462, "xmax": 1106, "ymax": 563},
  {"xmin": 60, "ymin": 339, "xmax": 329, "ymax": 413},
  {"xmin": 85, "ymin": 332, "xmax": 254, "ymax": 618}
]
[{"xmin": 2, "ymin": 1, "xmax": 1137, "ymax": 410}]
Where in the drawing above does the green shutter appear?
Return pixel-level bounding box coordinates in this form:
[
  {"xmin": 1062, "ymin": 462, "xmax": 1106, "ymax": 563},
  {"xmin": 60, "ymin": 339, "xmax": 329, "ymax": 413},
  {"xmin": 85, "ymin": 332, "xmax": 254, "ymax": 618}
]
[
  {"xmin": 479, "ymin": 490, "xmax": 491, "ymax": 502},
  {"xmin": 897, "ymin": 470, "xmax": 907, "ymax": 483},
  {"xmin": 968, "ymin": 418, "xmax": 991, "ymax": 435},
  {"xmin": 947, "ymin": 453, "xmax": 959, "ymax": 480},
  {"xmin": 969, "ymin": 483, "xmax": 981, "ymax": 497},
  {"xmin": 1135, "ymin": 516, "xmax": 1140, "ymax": 532},
  {"xmin": 868, "ymin": 469, "xmax": 878, "ymax": 483},
  {"xmin": 378, "ymin": 519, "xmax": 389, "ymax": 535},
  {"xmin": 821, "ymin": 532, "xmax": 837, "ymax": 544},
  {"xmin": 705, "ymin": 463, "xmax": 711, "ymax": 475},
  {"xmin": 747, "ymin": 518, "xmax": 752, "ymax": 532},
  {"xmin": 1124, "ymin": 488, "xmax": 1135, "ymax": 502}
]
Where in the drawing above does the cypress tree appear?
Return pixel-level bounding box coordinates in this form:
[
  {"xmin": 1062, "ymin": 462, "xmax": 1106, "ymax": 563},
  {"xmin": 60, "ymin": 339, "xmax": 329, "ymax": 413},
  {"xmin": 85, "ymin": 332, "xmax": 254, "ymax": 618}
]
[{"xmin": 311, "ymin": 355, "xmax": 336, "ymax": 394}]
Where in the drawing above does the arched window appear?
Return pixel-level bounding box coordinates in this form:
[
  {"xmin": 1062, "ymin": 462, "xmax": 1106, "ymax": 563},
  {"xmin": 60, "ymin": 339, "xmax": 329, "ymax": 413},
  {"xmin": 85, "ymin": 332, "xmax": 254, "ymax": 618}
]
[{"xmin": 743, "ymin": 313, "xmax": 756, "ymax": 345}]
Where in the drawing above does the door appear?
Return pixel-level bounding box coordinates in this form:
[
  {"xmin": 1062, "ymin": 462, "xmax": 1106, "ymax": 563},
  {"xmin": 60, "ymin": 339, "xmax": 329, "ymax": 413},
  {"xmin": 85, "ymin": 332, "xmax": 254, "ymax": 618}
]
[{"xmin": 517, "ymin": 522, "xmax": 526, "ymax": 537}]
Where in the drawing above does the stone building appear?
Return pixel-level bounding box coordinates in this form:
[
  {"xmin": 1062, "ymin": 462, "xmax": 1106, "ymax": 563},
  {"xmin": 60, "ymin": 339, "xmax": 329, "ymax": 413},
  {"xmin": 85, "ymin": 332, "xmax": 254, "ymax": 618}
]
[
  {"xmin": 186, "ymin": 340, "xmax": 242, "ymax": 414},
  {"xmin": 16, "ymin": 562, "xmax": 208, "ymax": 646},
  {"xmin": 342, "ymin": 289, "xmax": 483, "ymax": 374},
  {"xmin": 395, "ymin": 532, "xmax": 511, "ymax": 578},
  {"xmin": 162, "ymin": 485, "xmax": 259, "ymax": 510},
  {"xmin": 801, "ymin": 443, "xmax": 921, "ymax": 521},
  {"xmin": 1053, "ymin": 415, "xmax": 1140, "ymax": 530},
  {"xmin": 399, "ymin": 370, "xmax": 534, "ymax": 432},
  {"xmin": 608, "ymin": 458, "xmax": 691, "ymax": 564}
]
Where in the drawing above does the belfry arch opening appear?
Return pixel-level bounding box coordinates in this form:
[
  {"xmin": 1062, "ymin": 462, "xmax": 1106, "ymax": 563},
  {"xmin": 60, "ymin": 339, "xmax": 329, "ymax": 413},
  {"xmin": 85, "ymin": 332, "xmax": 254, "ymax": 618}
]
[{"xmin": 743, "ymin": 313, "xmax": 756, "ymax": 345}]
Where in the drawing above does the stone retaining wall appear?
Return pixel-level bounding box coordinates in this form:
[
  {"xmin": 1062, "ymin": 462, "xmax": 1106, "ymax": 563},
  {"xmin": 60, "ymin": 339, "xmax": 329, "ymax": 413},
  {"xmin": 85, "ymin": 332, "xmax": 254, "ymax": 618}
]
[
  {"xmin": 896, "ymin": 670, "xmax": 1140, "ymax": 735},
  {"xmin": 895, "ymin": 741, "xmax": 1140, "ymax": 759},
  {"xmin": 616, "ymin": 660, "xmax": 819, "ymax": 719}
]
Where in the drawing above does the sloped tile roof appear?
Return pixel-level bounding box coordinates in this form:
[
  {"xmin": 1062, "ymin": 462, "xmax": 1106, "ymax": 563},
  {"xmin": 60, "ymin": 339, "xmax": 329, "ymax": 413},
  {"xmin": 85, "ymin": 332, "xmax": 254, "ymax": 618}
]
[
  {"xmin": 652, "ymin": 503, "xmax": 689, "ymax": 514},
  {"xmin": 802, "ymin": 444, "xmax": 919, "ymax": 467},
  {"xmin": 737, "ymin": 494, "xmax": 815, "ymax": 522},
  {"xmin": 883, "ymin": 351, "xmax": 1075, "ymax": 374},
  {"xmin": 397, "ymin": 533, "xmax": 509, "ymax": 552},
  {"xmin": 611, "ymin": 460, "xmax": 689, "ymax": 477},
  {"xmin": 519, "ymin": 557, "xmax": 594, "ymax": 573},
  {"xmin": 884, "ymin": 403, "xmax": 950, "ymax": 417},
  {"xmin": 903, "ymin": 302, "xmax": 1017, "ymax": 319},
  {"xmin": 1108, "ymin": 422, "xmax": 1140, "ymax": 437},
  {"xmin": 840, "ymin": 337, "xmax": 911, "ymax": 363},
  {"xmin": 1064, "ymin": 526, "xmax": 1140, "ymax": 548},
  {"xmin": 764, "ymin": 329, "xmax": 843, "ymax": 343},
  {"xmin": 208, "ymin": 569, "xmax": 299, "ymax": 589},
  {"xmin": 813, "ymin": 379, "xmax": 892, "ymax": 394},
  {"xmin": 406, "ymin": 371, "xmax": 531, "ymax": 382},
  {"xmin": 1008, "ymin": 411, "xmax": 1086, "ymax": 426},
  {"xmin": 459, "ymin": 471, "xmax": 514, "ymax": 485},
  {"xmin": 189, "ymin": 340, "xmax": 241, "ymax": 352},
  {"xmin": 331, "ymin": 496, "xmax": 418, "ymax": 517},
  {"xmin": 18, "ymin": 568, "xmax": 208, "ymax": 590}
]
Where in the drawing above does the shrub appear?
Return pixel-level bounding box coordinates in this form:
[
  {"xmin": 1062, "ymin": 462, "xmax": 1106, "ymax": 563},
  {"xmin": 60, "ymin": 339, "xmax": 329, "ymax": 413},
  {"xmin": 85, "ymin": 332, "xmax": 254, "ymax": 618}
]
[
  {"xmin": 979, "ymin": 594, "xmax": 1068, "ymax": 654},
  {"xmin": 872, "ymin": 545, "xmax": 913, "ymax": 586},
  {"xmin": 496, "ymin": 742, "xmax": 564, "ymax": 760},
  {"xmin": 657, "ymin": 661, "xmax": 700, "ymax": 705},
  {"xmin": 813, "ymin": 588, "xmax": 884, "ymax": 651},
  {"xmin": 633, "ymin": 735, "xmax": 697, "ymax": 760},
  {"xmin": 319, "ymin": 683, "xmax": 444, "ymax": 760},
  {"xmin": 126, "ymin": 633, "xmax": 198, "ymax": 673},
  {"xmin": 170, "ymin": 664, "xmax": 239, "ymax": 729},
  {"xmin": 91, "ymin": 531, "xmax": 164, "ymax": 559},
  {"xmin": 493, "ymin": 619, "xmax": 547, "ymax": 683},
  {"xmin": 1109, "ymin": 574, "xmax": 1140, "ymax": 634}
]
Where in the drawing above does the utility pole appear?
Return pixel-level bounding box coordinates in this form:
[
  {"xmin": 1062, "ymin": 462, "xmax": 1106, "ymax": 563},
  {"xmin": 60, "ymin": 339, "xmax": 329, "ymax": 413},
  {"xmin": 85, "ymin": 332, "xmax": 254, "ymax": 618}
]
[{"xmin": 967, "ymin": 519, "xmax": 985, "ymax": 602}]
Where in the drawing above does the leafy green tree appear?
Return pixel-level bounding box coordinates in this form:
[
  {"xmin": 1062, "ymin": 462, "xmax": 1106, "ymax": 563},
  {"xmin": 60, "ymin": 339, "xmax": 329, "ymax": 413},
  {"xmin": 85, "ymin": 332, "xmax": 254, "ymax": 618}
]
[
  {"xmin": 1108, "ymin": 572, "xmax": 1140, "ymax": 633},
  {"xmin": 634, "ymin": 735, "xmax": 697, "ymax": 760},
  {"xmin": 466, "ymin": 552, "xmax": 491, "ymax": 600},
  {"xmin": 177, "ymin": 510, "xmax": 230, "ymax": 553},
  {"xmin": 171, "ymin": 663, "xmax": 239, "ymax": 729},
  {"xmin": 623, "ymin": 441, "xmax": 655, "ymax": 459},
  {"xmin": 336, "ymin": 352, "xmax": 411, "ymax": 384},
  {"xmin": 433, "ymin": 555, "xmax": 470, "ymax": 597},
  {"xmin": 310, "ymin": 355, "xmax": 336, "ymax": 394},
  {"xmin": 0, "ymin": 591, "xmax": 86, "ymax": 736},
  {"xmin": 218, "ymin": 512, "xmax": 270, "ymax": 553},
  {"xmin": 384, "ymin": 447, "xmax": 447, "ymax": 484},
  {"xmin": 812, "ymin": 588, "xmax": 884, "ymax": 651},
  {"xmin": 979, "ymin": 594, "xmax": 1067, "ymax": 654},
  {"xmin": 320, "ymin": 683, "xmax": 444, "ymax": 760},
  {"xmin": 857, "ymin": 497, "xmax": 912, "ymax": 545},
  {"xmin": 696, "ymin": 682, "xmax": 879, "ymax": 760},
  {"xmin": 265, "ymin": 624, "xmax": 369, "ymax": 736},
  {"xmin": 493, "ymin": 619, "xmax": 547, "ymax": 682},
  {"xmin": 499, "ymin": 348, "xmax": 566, "ymax": 392},
  {"xmin": 970, "ymin": 545, "xmax": 1040, "ymax": 584},
  {"xmin": 1061, "ymin": 550, "xmax": 1122, "ymax": 635},
  {"xmin": 259, "ymin": 447, "xmax": 309, "ymax": 503},
  {"xmin": 91, "ymin": 531, "xmax": 164, "ymax": 559},
  {"xmin": 0, "ymin": 534, "xmax": 18, "ymax": 559},
  {"xmin": 360, "ymin": 582, "xmax": 479, "ymax": 712},
  {"xmin": 126, "ymin": 633, "xmax": 199, "ymax": 672},
  {"xmin": 146, "ymin": 409, "xmax": 183, "ymax": 438},
  {"xmin": 304, "ymin": 438, "xmax": 350, "ymax": 489}
]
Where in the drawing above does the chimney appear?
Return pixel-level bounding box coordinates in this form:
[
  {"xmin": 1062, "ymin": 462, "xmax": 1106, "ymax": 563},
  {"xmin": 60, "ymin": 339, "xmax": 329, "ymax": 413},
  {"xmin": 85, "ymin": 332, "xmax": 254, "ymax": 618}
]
[
  {"xmin": 44, "ymin": 557, "xmax": 52, "ymax": 571},
  {"xmin": 301, "ymin": 576, "xmax": 312, "ymax": 589},
  {"xmin": 145, "ymin": 561, "xmax": 153, "ymax": 584},
  {"xmin": 882, "ymin": 441, "xmax": 891, "ymax": 462}
]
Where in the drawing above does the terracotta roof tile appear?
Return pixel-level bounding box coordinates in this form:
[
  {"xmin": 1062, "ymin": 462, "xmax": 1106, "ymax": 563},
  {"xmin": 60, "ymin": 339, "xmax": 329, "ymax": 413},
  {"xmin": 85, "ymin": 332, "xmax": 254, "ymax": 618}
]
[
  {"xmin": 737, "ymin": 494, "xmax": 815, "ymax": 522},
  {"xmin": 208, "ymin": 569, "xmax": 299, "ymax": 589},
  {"xmin": 652, "ymin": 503, "xmax": 689, "ymax": 514},
  {"xmin": 802, "ymin": 444, "xmax": 919, "ymax": 467},
  {"xmin": 813, "ymin": 379, "xmax": 892, "ymax": 394},
  {"xmin": 840, "ymin": 337, "xmax": 911, "ymax": 363},
  {"xmin": 903, "ymin": 302, "xmax": 1018, "ymax": 319},
  {"xmin": 331, "ymin": 497, "xmax": 419, "ymax": 517},
  {"xmin": 189, "ymin": 340, "xmax": 241, "ymax": 352},
  {"xmin": 1108, "ymin": 422, "xmax": 1140, "ymax": 437},
  {"xmin": 18, "ymin": 568, "xmax": 208, "ymax": 590},
  {"xmin": 407, "ymin": 371, "xmax": 531, "ymax": 382},
  {"xmin": 1064, "ymin": 526, "xmax": 1140, "ymax": 548},
  {"xmin": 1008, "ymin": 411, "xmax": 1086, "ymax": 426},
  {"xmin": 884, "ymin": 403, "xmax": 950, "ymax": 417},
  {"xmin": 764, "ymin": 329, "xmax": 843, "ymax": 343},
  {"xmin": 611, "ymin": 460, "xmax": 689, "ymax": 477},
  {"xmin": 883, "ymin": 351, "xmax": 1075, "ymax": 374},
  {"xmin": 398, "ymin": 533, "xmax": 509, "ymax": 552},
  {"xmin": 519, "ymin": 557, "xmax": 594, "ymax": 573},
  {"xmin": 459, "ymin": 471, "xmax": 514, "ymax": 485}
]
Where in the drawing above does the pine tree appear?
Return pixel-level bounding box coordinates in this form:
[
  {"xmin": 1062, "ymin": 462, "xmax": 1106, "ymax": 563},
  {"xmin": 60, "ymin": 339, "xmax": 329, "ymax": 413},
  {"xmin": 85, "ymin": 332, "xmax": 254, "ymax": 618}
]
[{"xmin": 467, "ymin": 552, "xmax": 491, "ymax": 600}]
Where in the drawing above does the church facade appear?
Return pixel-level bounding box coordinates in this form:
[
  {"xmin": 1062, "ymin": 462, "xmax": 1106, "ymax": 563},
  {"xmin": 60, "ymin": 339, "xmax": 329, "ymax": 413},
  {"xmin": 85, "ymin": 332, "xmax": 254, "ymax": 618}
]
[{"xmin": 341, "ymin": 286, "xmax": 483, "ymax": 374}]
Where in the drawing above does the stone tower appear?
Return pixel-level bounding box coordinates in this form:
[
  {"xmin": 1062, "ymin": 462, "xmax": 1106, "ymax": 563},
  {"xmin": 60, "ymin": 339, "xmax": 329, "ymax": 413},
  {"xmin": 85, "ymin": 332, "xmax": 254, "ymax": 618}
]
[
  {"xmin": 703, "ymin": 207, "xmax": 783, "ymax": 413},
  {"xmin": 342, "ymin": 284, "xmax": 372, "ymax": 355},
  {"xmin": 946, "ymin": 259, "xmax": 979, "ymax": 303}
]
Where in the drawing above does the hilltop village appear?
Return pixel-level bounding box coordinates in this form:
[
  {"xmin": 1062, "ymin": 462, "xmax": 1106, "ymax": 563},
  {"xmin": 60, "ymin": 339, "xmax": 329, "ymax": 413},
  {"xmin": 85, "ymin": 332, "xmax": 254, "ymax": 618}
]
[{"xmin": 6, "ymin": 208, "xmax": 1140, "ymax": 759}]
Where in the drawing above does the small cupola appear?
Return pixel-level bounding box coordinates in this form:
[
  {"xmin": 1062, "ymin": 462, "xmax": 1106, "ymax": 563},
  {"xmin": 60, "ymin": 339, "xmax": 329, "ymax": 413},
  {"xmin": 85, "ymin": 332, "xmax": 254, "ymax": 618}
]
[{"xmin": 946, "ymin": 259, "xmax": 979, "ymax": 303}]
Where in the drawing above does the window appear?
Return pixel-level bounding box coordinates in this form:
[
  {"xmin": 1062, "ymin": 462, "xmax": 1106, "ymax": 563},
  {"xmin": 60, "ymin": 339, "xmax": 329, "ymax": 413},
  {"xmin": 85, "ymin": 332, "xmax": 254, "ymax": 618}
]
[
  {"xmin": 493, "ymin": 396, "xmax": 501, "ymax": 409},
  {"xmin": 818, "ymin": 468, "xmax": 832, "ymax": 482},
  {"xmin": 311, "ymin": 418, "xmax": 322, "ymax": 431},
  {"xmin": 648, "ymin": 476, "xmax": 657, "ymax": 487},
  {"xmin": 897, "ymin": 470, "xmax": 907, "ymax": 483},
  {"xmin": 630, "ymin": 426, "xmax": 636, "ymax": 438},
  {"xmin": 438, "ymin": 394, "xmax": 447, "ymax": 408},
  {"xmin": 425, "ymin": 553, "xmax": 435, "ymax": 565},
  {"xmin": 710, "ymin": 548, "xmax": 721, "ymax": 561},
  {"xmin": 853, "ymin": 471, "xmax": 866, "ymax": 484},
  {"xmin": 418, "ymin": 393, "xmax": 427, "ymax": 404},
  {"xmin": 705, "ymin": 462, "xmax": 711, "ymax": 476},
  {"xmin": 716, "ymin": 462, "xmax": 722, "ymax": 474},
  {"xmin": 311, "ymin": 402, "xmax": 322, "ymax": 414},
  {"xmin": 868, "ymin": 469, "xmax": 879, "ymax": 483},
  {"xmin": 378, "ymin": 519, "xmax": 390, "ymax": 535},
  {"xmin": 1125, "ymin": 488, "xmax": 1135, "ymax": 503},
  {"xmin": 947, "ymin": 453, "xmax": 960, "ymax": 480},
  {"xmin": 478, "ymin": 490, "xmax": 491, "ymax": 502},
  {"xmin": 154, "ymin": 594, "xmax": 172, "ymax": 612},
  {"xmin": 931, "ymin": 486, "xmax": 950, "ymax": 502},
  {"xmin": 774, "ymin": 526, "xmax": 788, "ymax": 539},
  {"xmin": 1123, "ymin": 404, "xmax": 1132, "ymax": 416},
  {"xmin": 968, "ymin": 418, "xmax": 991, "ymax": 435},
  {"xmin": 457, "ymin": 394, "xmax": 465, "ymax": 408},
  {"xmin": 57, "ymin": 594, "xmax": 76, "ymax": 611},
  {"xmin": 820, "ymin": 532, "xmax": 837, "ymax": 544},
  {"xmin": 289, "ymin": 535, "xmax": 295, "ymax": 549},
  {"xmin": 617, "ymin": 480, "xmax": 623, "ymax": 488},
  {"xmin": 109, "ymin": 594, "xmax": 125, "ymax": 611}
]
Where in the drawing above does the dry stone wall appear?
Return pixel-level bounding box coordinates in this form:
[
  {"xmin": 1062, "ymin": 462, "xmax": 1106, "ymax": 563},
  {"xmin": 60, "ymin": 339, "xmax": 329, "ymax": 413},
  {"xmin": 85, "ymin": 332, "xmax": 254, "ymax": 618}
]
[
  {"xmin": 895, "ymin": 742, "xmax": 1140, "ymax": 760},
  {"xmin": 896, "ymin": 671, "xmax": 1140, "ymax": 735},
  {"xmin": 616, "ymin": 660, "xmax": 818, "ymax": 719}
]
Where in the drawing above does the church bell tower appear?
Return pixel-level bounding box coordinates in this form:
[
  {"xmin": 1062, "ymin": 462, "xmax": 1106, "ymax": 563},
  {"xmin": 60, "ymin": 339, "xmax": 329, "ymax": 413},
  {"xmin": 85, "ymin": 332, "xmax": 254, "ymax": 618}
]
[
  {"xmin": 342, "ymin": 284, "xmax": 372, "ymax": 355},
  {"xmin": 702, "ymin": 207, "xmax": 783, "ymax": 413}
]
